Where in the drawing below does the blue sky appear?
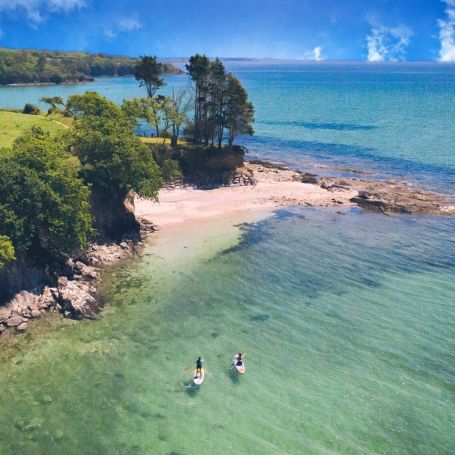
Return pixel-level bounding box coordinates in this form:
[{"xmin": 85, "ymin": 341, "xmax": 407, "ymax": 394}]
[{"xmin": 0, "ymin": 0, "xmax": 454, "ymax": 61}]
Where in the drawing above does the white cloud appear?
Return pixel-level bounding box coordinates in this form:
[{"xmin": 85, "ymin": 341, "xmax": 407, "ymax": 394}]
[
  {"xmin": 301, "ymin": 46, "xmax": 324, "ymax": 61},
  {"xmin": 366, "ymin": 24, "xmax": 412, "ymax": 62},
  {"xmin": 438, "ymin": 0, "xmax": 455, "ymax": 62},
  {"xmin": 104, "ymin": 16, "xmax": 142, "ymax": 40},
  {"xmin": 0, "ymin": 0, "xmax": 85, "ymax": 24}
]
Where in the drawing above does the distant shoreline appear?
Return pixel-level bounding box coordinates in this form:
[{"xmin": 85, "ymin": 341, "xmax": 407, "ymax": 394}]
[{"xmin": 3, "ymin": 79, "xmax": 95, "ymax": 87}]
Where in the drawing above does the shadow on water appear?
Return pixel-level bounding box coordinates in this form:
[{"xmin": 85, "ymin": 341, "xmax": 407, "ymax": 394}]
[
  {"xmin": 182, "ymin": 380, "xmax": 201, "ymax": 397},
  {"xmin": 228, "ymin": 366, "xmax": 240, "ymax": 385}
]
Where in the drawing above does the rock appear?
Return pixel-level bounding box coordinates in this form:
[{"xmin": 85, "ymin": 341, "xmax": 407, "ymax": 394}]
[
  {"xmin": 120, "ymin": 241, "xmax": 128, "ymax": 249},
  {"xmin": 74, "ymin": 262, "xmax": 99, "ymax": 280},
  {"xmin": 58, "ymin": 276, "xmax": 68, "ymax": 287},
  {"xmin": 0, "ymin": 324, "xmax": 6, "ymax": 333},
  {"xmin": 0, "ymin": 307, "xmax": 12, "ymax": 323},
  {"xmin": 31, "ymin": 309, "xmax": 41, "ymax": 318},
  {"xmin": 57, "ymin": 279, "xmax": 97, "ymax": 319},
  {"xmin": 16, "ymin": 322, "xmax": 29, "ymax": 332},
  {"xmin": 6, "ymin": 315, "xmax": 24, "ymax": 327}
]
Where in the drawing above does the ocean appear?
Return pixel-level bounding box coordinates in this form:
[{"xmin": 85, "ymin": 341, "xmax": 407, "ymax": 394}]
[{"xmin": 0, "ymin": 63, "xmax": 454, "ymax": 454}]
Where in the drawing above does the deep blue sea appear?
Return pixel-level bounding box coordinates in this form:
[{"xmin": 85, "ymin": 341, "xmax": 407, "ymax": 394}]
[
  {"xmin": 1, "ymin": 62, "xmax": 455, "ymax": 191},
  {"xmin": 0, "ymin": 63, "xmax": 454, "ymax": 454}
]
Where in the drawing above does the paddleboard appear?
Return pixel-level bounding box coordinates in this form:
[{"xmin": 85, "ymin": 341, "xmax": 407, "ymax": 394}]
[
  {"xmin": 233, "ymin": 356, "xmax": 245, "ymax": 374},
  {"xmin": 193, "ymin": 368, "xmax": 205, "ymax": 385}
]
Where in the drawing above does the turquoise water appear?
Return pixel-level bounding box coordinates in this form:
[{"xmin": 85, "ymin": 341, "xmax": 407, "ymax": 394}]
[
  {"xmin": 1, "ymin": 63, "xmax": 455, "ymax": 454},
  {"xmin": 1, "ymin": 62, "xmax": 455, "ymax": 191},
  {"xmin": 0, "ymin": 209, "xmax": 454, "ymax": 454}
]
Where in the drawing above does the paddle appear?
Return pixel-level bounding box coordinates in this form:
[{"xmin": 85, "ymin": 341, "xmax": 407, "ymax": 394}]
[{"xmin": 184, "ymin": 357, "xmax": 204, "ymax": 372}]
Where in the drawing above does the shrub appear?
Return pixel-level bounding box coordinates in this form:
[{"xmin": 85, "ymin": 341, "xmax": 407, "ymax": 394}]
[
  {"xmin": 22, "ymin": 103, "xmax": 41, "ymax": 115},
  {"xmin": 161, "ymin": 159, "xmax": 182, "ymax": 181},
  {"xmin": 0, "ymin": 235, "xmax": 15, "ymax": 269},
  {"xmin": 0, "ymin": 127, "xmax": 92, "ymax": 259}
]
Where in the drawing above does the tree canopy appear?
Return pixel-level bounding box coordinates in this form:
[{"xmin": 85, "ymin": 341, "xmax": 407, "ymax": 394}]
[
  {"xmin": 0, "ymin": 235, "xmax": 15, "ymax": 270},
  {"xmin": 0, "ymin": 127, "xmax": 92, "ymax": 262},
  {"xmin": 134, "ymin": 55, "xmax": 165, "ymax": 98},
  {"xmin": 0, "ymin": 48, "xmax": 181, "ymax": 85},
  {"xmin": 186, "ymin": 55, "xmax": 254, "ymax": 148},
  {"xmin": 68, "ymin": 92, "xmax": 162, "ymax": 201}
]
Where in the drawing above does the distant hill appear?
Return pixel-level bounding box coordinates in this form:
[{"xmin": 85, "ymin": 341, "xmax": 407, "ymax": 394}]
[{"xmin": 0, "ymin": 48, "xmax": 182, "ymax": 85}]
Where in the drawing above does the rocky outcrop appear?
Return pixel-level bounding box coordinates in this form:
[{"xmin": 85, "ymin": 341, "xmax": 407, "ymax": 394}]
[
  {"xmin": 318, "ymin": 176, "xmax": 455, "ymax": 216},
  {"xmin": 0, "ymin": 235, "xmax": 150, "ymax": 337},
  {"xmin": 90, "ymin": 188, "xmax": 141, "ymax": 243}
]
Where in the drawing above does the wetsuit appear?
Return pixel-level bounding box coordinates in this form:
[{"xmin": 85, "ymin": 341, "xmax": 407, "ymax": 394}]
[
  {"xmin": 196, "ymin": 358, "xmax": 202, "ymax": 375},
  {"xmin": 236, "ymin": 355, "xmax": 242, "ymax": 366}
]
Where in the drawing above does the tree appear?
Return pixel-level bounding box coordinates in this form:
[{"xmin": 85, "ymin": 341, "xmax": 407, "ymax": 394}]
[
  {"xmin": 134, "ymin": 55, "xmax": 165, "ymax": 98},
  {"xmin": 66, "ymin": 91, "xmax": 116, "ymax": 117},
  {"xmin": 69, "ymin": 92, "xmax": 162, "ymax": 202},
  {"xmin": 186, "ymin": 54, "xmax": 210, "ymax": 143},
  {"xmin": 68, "ymin": 92, "xmax": 162, "ymax": 240},
  {"xmin": 168, "ymin": 89, "xmax": 193, "ymax": 146},
  {"xmin": 0, "ymin": 235, "xmax": 15, "ymax": 269},
  {"xmin": 122, "ymin": 97, "xmax": 162, "ymax": 138},
  {"xmin": 40, "ymin": 96, "xmax": 64, "ymax": 113},
  {"xmin": 186, "ymin": 55, "xmax": 254, "ymax": 148},
  {"xmin": 0, "ymin": 127, "xmax": 92, "ymax": 259},
  {"xmin": 224, "ymin": 74, "xmax": 255, "ymax": 148},
  {"xmin": 208, "ymin": 58, "xmax": 226, "ymax": 147}
]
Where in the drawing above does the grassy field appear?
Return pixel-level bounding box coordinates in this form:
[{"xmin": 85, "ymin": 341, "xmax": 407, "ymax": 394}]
[
  {"xmin": 0, "ymin": 110, "xmax": 67, "ymax": 148},
  {"xmin": 140, "ymin": 137, "xmax": 187, "ymax": 145}
]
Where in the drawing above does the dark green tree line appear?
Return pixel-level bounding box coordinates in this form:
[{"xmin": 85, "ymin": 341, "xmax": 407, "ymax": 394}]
[{"xmin": 186, "ymin": 55, "xmax": 254, "ymax": 148}]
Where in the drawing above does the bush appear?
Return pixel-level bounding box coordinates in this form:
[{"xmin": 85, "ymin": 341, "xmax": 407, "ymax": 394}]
[
  {"xmin": 0, "ymin": 235, "xmax": 15, "ymax": 269},
  {"xmin": 161, "ymin": 159, "xmax": 182, "ymax": 181},
  {"xmin": 0, "ymin": 127, "xmax": 92, "ymax": 259},
  {"xmin": 22, "ymin": 103, "xmax": 41, "ymax": 115}
]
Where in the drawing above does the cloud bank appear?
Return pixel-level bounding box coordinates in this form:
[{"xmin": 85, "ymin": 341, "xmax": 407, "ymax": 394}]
[
  {"xmin": 302, "ymin": 46, "xmax": 324, "ymax": 61},
  {"xmin": 439, "ymin": 0, "xmax": 455, "ymax": 61},
  {"xmin": 366, "ymin": 24, "xmax": 412, "ymax": 62},
  {"xmin": 0, "ymin": 0, "xmax": 85, "ymax": 24}
]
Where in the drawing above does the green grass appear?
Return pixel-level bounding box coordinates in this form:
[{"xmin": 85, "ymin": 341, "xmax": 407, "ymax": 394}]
[
  {"xmin": 47, "ymin": 111, "xmax": 74, "ymax": 127},
  {"xmin": 140, "ymin": 136, "xmax": 187, "ymax": 145},
  {"xmin": 0, "ymin": 110, "xmax": 67, "ymax": 148}
]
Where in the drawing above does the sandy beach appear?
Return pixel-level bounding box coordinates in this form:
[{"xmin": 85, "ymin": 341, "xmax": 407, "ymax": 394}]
[
  {"xmin": 135, "ymin": 160, "xmax": 455, "ymax": 227},
  {"xmin": 135, "ymin": 162, "xmax": 358, "ymax": 226}
]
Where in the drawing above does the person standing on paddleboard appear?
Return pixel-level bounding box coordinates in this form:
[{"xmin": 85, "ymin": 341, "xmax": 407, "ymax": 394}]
[
  {"xmin": 236, "ymin": 353, "xmax": 243, "ymax": 366},
  {"xmin": 195, "ymin": 357, "xmax": 203, "ymax": 377}
]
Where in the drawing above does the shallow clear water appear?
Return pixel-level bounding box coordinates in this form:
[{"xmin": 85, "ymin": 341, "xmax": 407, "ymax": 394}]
[
  {"xmin": 1, "ymin": 63, "xmax": 454, "ymax": 454},
  {"xmin": 1, "ymin": 62, "xmax": 455, "ymax": 191},
  {"xmin": 0, "ymin": 209, "xmax": 454, "ymax": 454}
]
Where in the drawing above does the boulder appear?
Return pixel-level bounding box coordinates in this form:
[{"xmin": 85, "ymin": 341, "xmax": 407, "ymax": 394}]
[
  {"xmin": 0, "ymin": 307, "xmax": 12, "ymax": 323},
  {"xmin": 16, "ymin": 322, "xmax": 29, "ymax": 332},
  {"xmin": 6, "ymin": 315, "xmax": 24, "ymax": 327},
  {"xmin": 0, "ymin": 324, "xmax": 6, "ymax": 333},
  {"xmin": 56, "ymin": 279, "xmax": 97, "ymax": 319},
  {"xmin": 74, "ymin": 261, "xmax": 99, "ymax": 280}
]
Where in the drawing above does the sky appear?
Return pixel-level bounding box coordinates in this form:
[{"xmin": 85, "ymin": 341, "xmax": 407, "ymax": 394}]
[{"xmin": 0, "ymin": 0, "xmax": 454, "ymax": 61}]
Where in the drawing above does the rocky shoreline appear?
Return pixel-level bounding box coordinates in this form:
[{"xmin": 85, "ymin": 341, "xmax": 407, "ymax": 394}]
[
  {"xmin": 2, "ymin": 159, "xmax": 454, "ymax": 339},
  {"xmin": 0, "ymin": 220, "xmax": 156, "ymax": 338},
  {"xmin": 247, "ymin": 160, "xmax": 455, "ymax": 216}
]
